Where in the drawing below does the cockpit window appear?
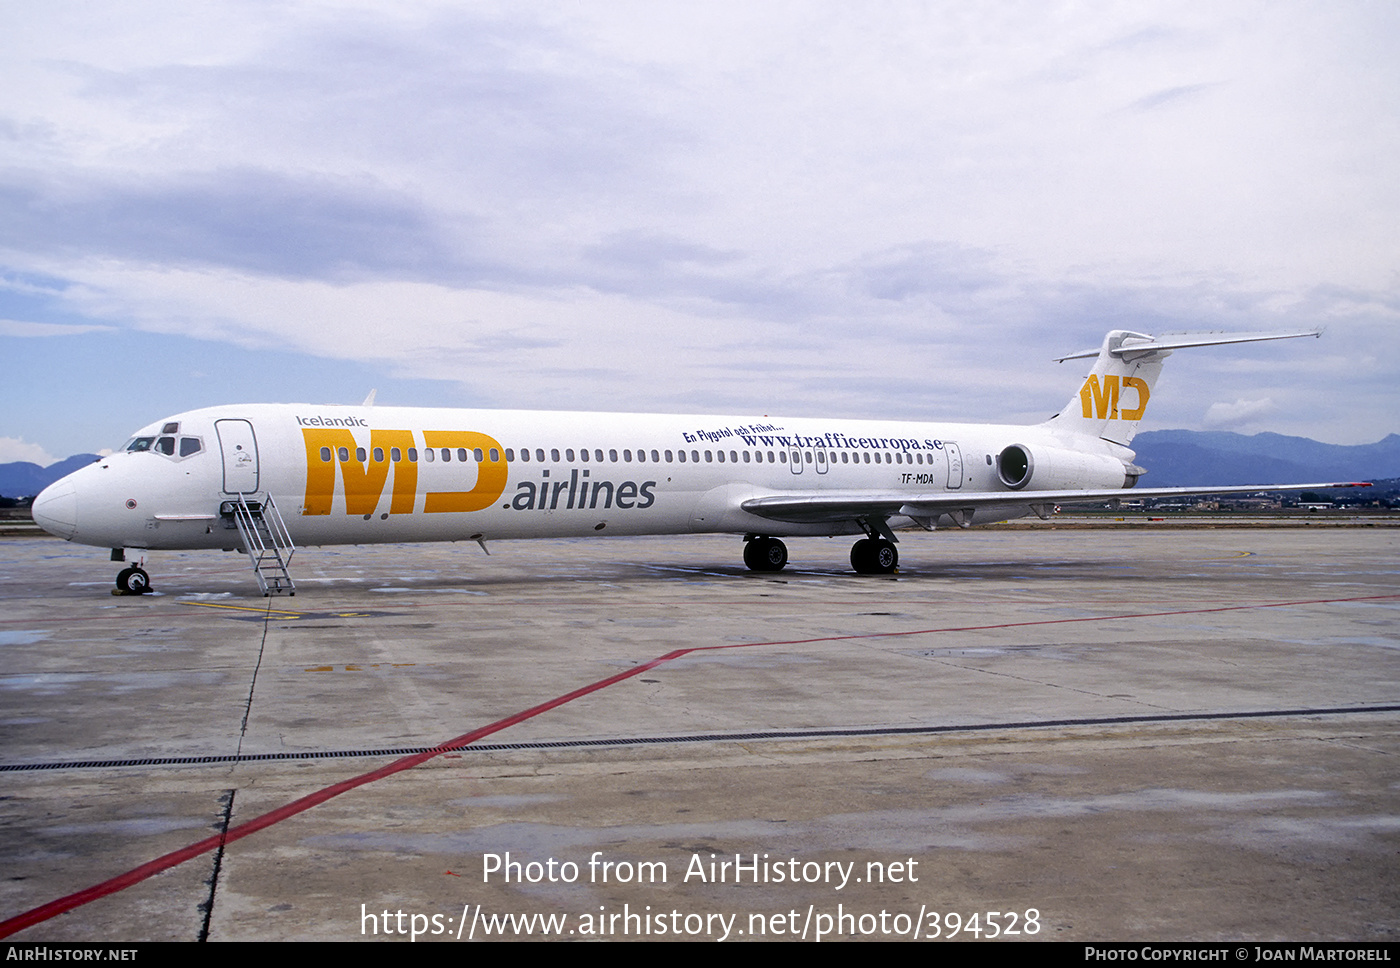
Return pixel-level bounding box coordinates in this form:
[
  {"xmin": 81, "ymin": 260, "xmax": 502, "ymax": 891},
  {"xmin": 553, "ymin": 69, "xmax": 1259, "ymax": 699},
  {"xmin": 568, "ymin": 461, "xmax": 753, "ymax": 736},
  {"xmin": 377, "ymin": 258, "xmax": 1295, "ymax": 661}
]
[{"xmin": 125, "ymin": 433, "xmax": 203, "ymax": 459}]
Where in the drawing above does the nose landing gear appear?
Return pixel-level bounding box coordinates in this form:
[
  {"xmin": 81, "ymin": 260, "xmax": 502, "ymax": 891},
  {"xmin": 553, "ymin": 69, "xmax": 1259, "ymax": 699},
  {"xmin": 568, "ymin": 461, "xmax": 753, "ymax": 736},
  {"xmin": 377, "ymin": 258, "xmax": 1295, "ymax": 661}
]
[
  {"xmin": 112, "ymin": 549, "xmax": 152, "ymax": 594},
  {"xmin": 115, "ymin": 566, "xmax": 151, "ymax": 594}
]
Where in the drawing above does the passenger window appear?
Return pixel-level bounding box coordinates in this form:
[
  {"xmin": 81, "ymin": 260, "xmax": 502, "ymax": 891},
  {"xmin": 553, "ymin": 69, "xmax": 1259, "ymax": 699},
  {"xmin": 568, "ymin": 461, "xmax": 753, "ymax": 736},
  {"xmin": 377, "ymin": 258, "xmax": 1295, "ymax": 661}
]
[
  {"xmin": 624, "ymin": 450, "xmax": 633, "ymax": 462},
  {"xmin": 356, "ymin": 447, "xmax": 367, "ymax": 462},
  {"xmin": 678, "ymin": 450, "xmax": 687, "ymax": 462},
  {"xmin": 338, "ymin": 447, "xmax": 350, "ymax": 462},
  {"xmin": 665, "ymin": 450, "xmax": 673, "ymax": 462},
  {"xmin": 373, "ymin": 447, "xmax": 384, "ymax": 462},
  {"xmin": 474, "ymin": 448, "xmax": 484, "ymax": 462},
  {"xmin": 391, "ymin": 447, "xmax": 401, "ymax": 462},
  {"xmin": 566, "ymin": 449, "xmax": 575, "ymax": 461},
  {"xmin": 320, "ymin": 447, "xmax": 332, "ymax": 462},
  {"xmin": 457, "ymin": 448, "xmax": 469, "ymax": 462},
  {"xmin": 551, "ymin": 448, "xmax": 560, "ymax": 461},
  {"xmin": 519, "ymin": 448, "xmax": 529, "ymax": 461},
  {"xmin": 535, "ymin": 449, "xmax": 545, "ymax": 461},
  {"xmin": 595, "ymin": 449, "xmax": 604, "ymax": 462},
  {"xmin": 609, "ymin": 449, "xmax": 618, "ymax": 462},
  {"xmin": 505, "ymin": 448, "xmax": 515, "ymax": 461},
  {"xmin": 408, "ymin": 448, "xmax": 417, "ymax": 461},
  {"xmin": 490, "ymin": 448, "xmax": 499, "ymax": 462},
  {"xmin": 442, "ymin": 448, "xmax": 452, "ymax": 462},
  {"xmin": 424, "ymin": 448, "xmax": 435, "ymax": 462}
]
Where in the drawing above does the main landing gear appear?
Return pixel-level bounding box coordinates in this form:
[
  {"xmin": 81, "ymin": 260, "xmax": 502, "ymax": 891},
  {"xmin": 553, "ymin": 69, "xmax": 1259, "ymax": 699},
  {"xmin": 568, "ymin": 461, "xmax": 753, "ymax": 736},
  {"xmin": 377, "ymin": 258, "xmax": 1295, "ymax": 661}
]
[
  {"xmin": 850, "ymin": 537, "xmax": 898, "ymax": 575},
  {"xmin": 743, "ymin": 536, "xmax": 789, "ymax": 572},
  {"xmin": 742, "ymin": 535, "xmax": 899, "ymax": 574}
]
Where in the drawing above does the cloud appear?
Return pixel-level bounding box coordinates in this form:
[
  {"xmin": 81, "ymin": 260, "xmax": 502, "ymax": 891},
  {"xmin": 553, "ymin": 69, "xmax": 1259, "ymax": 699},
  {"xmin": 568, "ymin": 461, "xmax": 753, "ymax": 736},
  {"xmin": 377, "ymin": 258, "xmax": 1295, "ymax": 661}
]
[
  {"xmin": 1124, "ymin": 82, "xmax": 1220, "ymax": 113},
  {"xmin": 0, "ymin": 170, "xmax": 460, "ymax": 281},
  {"xmin": 0, "ymin": 2, "xmax": 1396, "ymax": 455},
  {"xmin": 1202, "ymin": 397, "xmax": 1278, "ymax": 429},
  {"xmin": 0, "ymin": 318, "xmax": 114, "ymax": 337},
  {"xmin": 0, "ymin": 436, "xmax": 58, "ymax": 465}
]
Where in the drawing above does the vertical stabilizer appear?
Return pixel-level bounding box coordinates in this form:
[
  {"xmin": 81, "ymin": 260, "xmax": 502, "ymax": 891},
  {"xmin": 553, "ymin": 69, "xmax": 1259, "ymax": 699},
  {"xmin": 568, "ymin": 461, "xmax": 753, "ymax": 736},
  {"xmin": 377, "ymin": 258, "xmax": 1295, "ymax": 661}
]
[
  {"xmin": 1047, "ymin": 330, "xmax": 1167, "ymax": 445},
  {"xmin": 1044, "ymin": 328, "xmax": 1318, "ymax": 446}
]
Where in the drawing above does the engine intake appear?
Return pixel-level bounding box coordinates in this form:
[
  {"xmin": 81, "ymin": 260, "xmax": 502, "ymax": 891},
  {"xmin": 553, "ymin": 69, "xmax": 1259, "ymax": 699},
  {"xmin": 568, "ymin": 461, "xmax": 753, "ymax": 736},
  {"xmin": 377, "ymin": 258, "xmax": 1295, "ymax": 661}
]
[
  {"xmin": 997, "ymin": 443, "xmax": 1136, "ymax": 490},
  {"xmin": 997, "ymin": 444, "xmax": 1034, "ymax": 489}
]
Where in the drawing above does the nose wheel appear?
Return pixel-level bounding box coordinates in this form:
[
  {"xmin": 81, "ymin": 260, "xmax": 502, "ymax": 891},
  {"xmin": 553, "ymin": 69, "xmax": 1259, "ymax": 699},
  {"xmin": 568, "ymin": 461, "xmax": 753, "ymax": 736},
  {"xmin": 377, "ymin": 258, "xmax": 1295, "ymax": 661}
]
[{"xmin": 116, "ymin": 566, "xmax": 152, "ymax": 594}]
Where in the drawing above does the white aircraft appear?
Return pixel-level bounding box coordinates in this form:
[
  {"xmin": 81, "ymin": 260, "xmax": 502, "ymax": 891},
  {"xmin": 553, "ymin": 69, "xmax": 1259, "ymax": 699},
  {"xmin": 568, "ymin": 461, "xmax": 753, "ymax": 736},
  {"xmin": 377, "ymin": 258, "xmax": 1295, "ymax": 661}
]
[{"xmin": 30, "ymin": 329, "xmax": 1365, "ymax": 594}]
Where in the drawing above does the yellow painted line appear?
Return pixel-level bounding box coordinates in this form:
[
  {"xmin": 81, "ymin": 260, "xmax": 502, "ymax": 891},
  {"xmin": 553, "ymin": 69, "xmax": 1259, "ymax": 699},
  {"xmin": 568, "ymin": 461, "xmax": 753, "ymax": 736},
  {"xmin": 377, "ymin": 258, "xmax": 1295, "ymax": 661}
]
[{"xmin": 179, "ymin": 601, "xmax": 304, "ymax": 617}]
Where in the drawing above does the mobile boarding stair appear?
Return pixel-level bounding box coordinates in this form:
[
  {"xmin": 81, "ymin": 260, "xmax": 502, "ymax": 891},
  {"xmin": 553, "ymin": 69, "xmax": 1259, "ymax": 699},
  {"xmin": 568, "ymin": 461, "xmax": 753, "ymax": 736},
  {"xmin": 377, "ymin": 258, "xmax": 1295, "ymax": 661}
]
[{"xmin": 223, "ymin": 493, "xmax": 296, "ymax": 596}]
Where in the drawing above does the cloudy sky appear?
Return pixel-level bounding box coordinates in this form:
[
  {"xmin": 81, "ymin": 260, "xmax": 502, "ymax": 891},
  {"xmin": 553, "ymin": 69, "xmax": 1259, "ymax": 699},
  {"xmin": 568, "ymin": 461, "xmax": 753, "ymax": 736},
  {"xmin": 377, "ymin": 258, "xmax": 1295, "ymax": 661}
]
[{"xmin": 2, "ymin": 1, "xmax": 1396, "ymax": 464}]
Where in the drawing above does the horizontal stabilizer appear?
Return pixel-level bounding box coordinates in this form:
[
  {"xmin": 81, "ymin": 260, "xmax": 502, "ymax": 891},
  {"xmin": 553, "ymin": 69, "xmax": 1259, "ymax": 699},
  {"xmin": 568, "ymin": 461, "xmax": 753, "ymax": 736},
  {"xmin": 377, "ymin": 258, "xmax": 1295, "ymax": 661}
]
[{"xmin": 1054, "ymin": 329, "xmax": 1320, "ymax": 363}]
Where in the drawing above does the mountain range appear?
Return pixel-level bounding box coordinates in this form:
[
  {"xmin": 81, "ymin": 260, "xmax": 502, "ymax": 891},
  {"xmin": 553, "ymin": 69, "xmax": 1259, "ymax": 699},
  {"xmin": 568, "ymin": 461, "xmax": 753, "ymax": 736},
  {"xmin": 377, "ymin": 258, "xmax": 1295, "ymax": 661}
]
[{"xmin": 1129, "ymin": 431, "xmax": 1400, "ymax": 487}]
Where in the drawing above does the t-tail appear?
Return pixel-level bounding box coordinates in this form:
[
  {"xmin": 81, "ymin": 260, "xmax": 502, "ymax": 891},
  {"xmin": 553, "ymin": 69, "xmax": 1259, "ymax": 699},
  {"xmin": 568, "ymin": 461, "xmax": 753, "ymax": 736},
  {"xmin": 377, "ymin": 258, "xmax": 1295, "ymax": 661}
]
[{"xmin": 1045, "ymin": 329, "xmax": 1320, "ymax": 446}]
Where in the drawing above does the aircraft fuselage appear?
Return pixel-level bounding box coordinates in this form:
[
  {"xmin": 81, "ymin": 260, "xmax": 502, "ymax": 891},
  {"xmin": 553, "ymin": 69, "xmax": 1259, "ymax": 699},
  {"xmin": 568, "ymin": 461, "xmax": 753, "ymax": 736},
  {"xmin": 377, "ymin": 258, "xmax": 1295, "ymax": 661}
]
[{"xmin": 37, "ymin": 405, "xmax": 1130, "ymax": 552}]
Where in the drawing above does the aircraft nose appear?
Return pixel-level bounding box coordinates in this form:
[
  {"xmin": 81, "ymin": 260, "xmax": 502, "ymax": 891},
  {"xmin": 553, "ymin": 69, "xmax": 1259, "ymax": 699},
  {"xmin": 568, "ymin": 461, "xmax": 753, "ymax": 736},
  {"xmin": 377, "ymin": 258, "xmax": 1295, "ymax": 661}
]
[{"xmin": 32, "ymin": 479, "xmax": 77, "ymax": 540}]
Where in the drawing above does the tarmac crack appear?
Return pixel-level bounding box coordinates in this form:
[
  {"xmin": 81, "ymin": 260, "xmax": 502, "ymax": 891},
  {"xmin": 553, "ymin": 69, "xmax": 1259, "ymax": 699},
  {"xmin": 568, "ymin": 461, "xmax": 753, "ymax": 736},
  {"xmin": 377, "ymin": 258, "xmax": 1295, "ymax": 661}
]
[
  {"xmin": 196, "ymin": 788, "xmax": 236, "ymax": 942},
  {"xmin": 235, "ymin": 598, "xmax": 275, "ymax": 757}
]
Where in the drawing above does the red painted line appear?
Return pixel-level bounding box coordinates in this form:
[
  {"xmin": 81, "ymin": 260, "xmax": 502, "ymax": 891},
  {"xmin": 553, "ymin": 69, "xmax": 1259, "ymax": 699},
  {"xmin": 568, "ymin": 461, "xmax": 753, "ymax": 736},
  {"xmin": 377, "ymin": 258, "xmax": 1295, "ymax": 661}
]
[
  {"xmin": 0, "ymin": 650, "xmax": 690, "ymax": 939},
  {"xmin": 2, "ymin": 591, "xmax": 1395, "ymax": 938}
]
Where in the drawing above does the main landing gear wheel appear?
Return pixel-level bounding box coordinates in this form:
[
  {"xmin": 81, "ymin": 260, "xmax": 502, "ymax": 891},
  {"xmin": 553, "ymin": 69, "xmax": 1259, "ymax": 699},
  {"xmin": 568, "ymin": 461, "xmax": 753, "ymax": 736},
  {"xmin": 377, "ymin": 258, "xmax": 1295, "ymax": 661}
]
[
  {"xmin": 851, "ymin": 538, "xmax": 898, "ymax": 574},
  {"xmin": 116, "ymin": 566, "xmax": 152, "ymax": 594},
  {"xmin": 743, "ymin": 536, "xmax": 788, "ymax": 572}
]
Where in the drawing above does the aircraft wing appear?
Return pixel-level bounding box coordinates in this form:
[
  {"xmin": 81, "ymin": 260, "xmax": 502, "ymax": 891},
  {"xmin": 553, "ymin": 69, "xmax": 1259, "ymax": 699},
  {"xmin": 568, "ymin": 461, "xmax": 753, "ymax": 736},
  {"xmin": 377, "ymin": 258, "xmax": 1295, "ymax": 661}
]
[{"xmin": 741, "ymin": 482, "xmax": 1371, "ymax": 526}]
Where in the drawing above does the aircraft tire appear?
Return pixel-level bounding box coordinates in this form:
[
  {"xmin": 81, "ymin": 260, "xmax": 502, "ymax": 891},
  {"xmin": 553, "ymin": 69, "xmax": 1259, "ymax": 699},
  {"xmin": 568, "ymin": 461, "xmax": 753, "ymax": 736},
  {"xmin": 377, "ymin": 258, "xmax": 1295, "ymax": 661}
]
[
  {"xmin": 850, "ymin": 539, "xmax": 873, "ymax": 573},
  {"xmin": 117, "ymin": 567, "xmax": 151, "ymax": 594},
  {"xmin": 871, "ymin": 539, "xmax": 898, "ymax": 573},
  {"xmin": 851, "ymin": 538, "xmax": 897, "ymax": 574},
  {"xmin": 744, "ymin": 537, "xmax": 788, "ymax": 572}
]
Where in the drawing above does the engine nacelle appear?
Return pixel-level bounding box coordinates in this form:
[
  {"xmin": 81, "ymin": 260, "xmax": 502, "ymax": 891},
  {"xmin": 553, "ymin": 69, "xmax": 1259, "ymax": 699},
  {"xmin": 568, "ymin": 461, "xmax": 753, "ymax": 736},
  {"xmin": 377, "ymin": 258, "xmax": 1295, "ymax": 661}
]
[{"xmin": 997, "ymin": 443, "xmax": 1135, "ymax": 490}]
